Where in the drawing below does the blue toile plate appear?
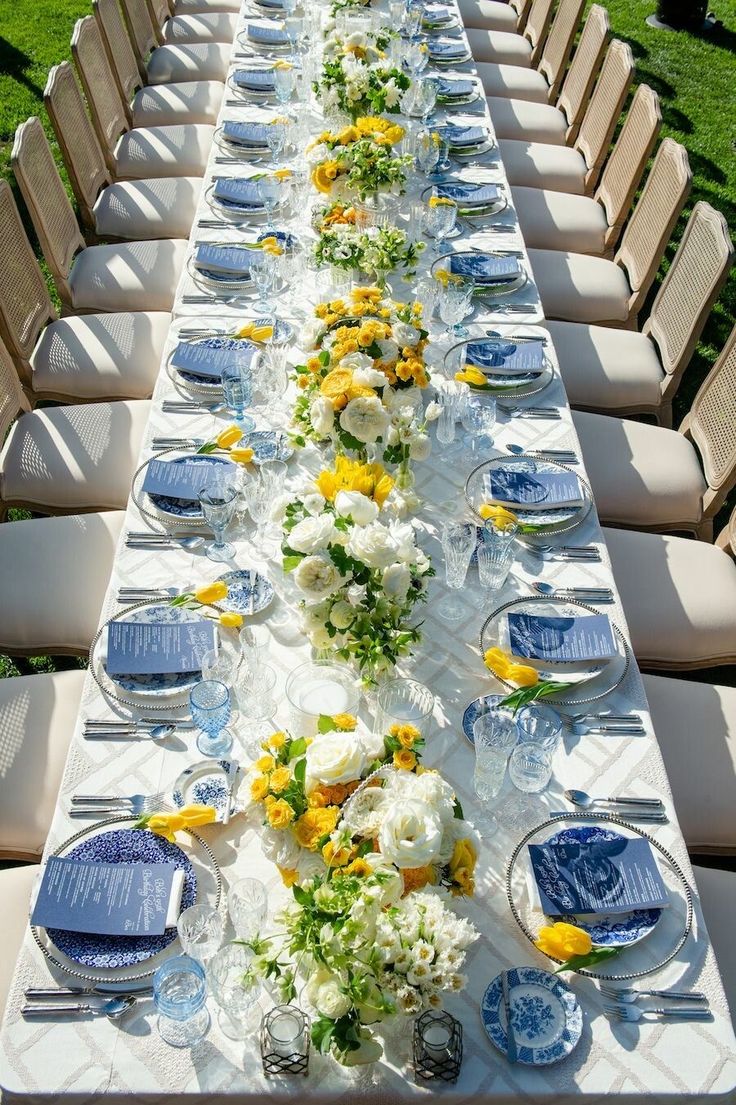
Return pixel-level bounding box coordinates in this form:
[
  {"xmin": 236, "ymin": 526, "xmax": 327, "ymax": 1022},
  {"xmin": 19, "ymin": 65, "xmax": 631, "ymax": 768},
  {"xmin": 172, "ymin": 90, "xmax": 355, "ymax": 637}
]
[
  {"xmin": 244, "ymin": 429, "xmax": 294, "ymax": 463},
  {"xmin": 481, "ymin": 966, "xmax": 582, "ymax": 1065},
  {"xmin": 101, "ymin": 604, "xmax": 209, "ymax": 697},
  {"xmin": 146, "ymin": 454, "xmax": 235, "ymax": 517},
  {"xmin": 216, "ymin": 568, "xmax": 274, "ymax": 615},
  {"xmin": 461, "ymin": 693, "xmax": 509, "ymax": 743},
  {"xmin": 171, "ymin": 759, "xmax": 240, "ymax": 822},
  {"xmin": 46, "ymin": 829, "xmax": 196, "ymax": 969}
]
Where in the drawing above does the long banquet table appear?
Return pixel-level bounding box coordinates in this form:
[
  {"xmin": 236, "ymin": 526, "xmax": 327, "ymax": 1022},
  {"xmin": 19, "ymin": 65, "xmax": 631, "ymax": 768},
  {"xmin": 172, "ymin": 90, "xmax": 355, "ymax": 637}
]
[{"xmin": 1, "ymin": 2, "xmax": 735, "ymax": 1101}]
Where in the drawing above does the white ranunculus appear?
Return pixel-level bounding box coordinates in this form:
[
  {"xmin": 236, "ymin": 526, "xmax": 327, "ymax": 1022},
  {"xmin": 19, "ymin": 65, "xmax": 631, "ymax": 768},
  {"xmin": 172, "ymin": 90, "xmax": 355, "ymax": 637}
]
[
  {"xmin": 338, "ymin": 351, "xmax": 375, "ymax": 374},
  {"xmin": 335, "ymin": 489, "xmax": 379, "ymax": 525},
  {"xmin": 305, "ymin": 731, "xmax": 365, "ymax": 789},
  {"xmin": 409, "ymin": 433, "xmax": 431, "ymax": 461},
  {"xmin": 339, "ymin": 396, "xmax": 390, "ymax": 444},
  {"xmin": 308, "ymin": 626, "xmax": 333, "ymax": 650},
  {"xmin": 353, "ymin": 365, "xmax": 388, "ymax": 389},
  {"xmin": 382, "ymin": 562, "xmax": 411, "ymax": 601},
  {"xmin": 293, "ymin": 554, "xmax": 344, "ymax": 600},
  {"xmin": 261, "ymin": 826, "xmax": 300, "ymax": 869},
  {"xmin": 329, "ymin": 599, "xmax": 354, "ymax": 629},
  {"xmin": 289, "ymin": 514, "xmax": 338, "ymax": 554},
  {"xmin": 375, "ymin": 338, "xmax": 400, "ymax": 365},
  {"xmin": 387, "ymin": 425, "xmax": 400, "ymax": 446},
  {"xmin": 425, "ymin": 399, "xmax": 442, "ymax": 422},
  {"xmin": 393, "ymin": 321, "xmax": 422, "ymax": 347},
  {"xmin": 301, "ymin": 602, "xmax": 331, "ymax": 633},
  {"xmin": 346, "ymin": 520, "xmax": 397, "ymax": 569},
  {"xmin": 302, "ymin": 491, "xmax": 326, "ymax": 516},
  {"xmin": 378, "ymin": 800, "xmax": 443, "ymax": 869},
  {"xmin": 304, "ymin": 969, "xmax": 352, "ymax": 1020},
  {"xmin": 309, "ymin": 394, "xmax": 334, "ymax": 436}
]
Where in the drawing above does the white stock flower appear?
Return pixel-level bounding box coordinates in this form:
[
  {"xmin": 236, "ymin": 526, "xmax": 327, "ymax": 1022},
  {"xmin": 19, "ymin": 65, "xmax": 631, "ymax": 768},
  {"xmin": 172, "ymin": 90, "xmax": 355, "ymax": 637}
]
[
  {"xmin": 335, "ymin": 489, "xmax": 379, "ymax": 525},
  {"xmin": 339, "ymin": 395, "xmax": 390, "ymax": 444},
  {"xmin": 293, "ymin": 554, "xmax": 344, "ymax": 600},
  {"xmin": 305, "ymin": 730, "xmax": 365, "ymax": 789},
  {"xmin": 378, "ymin": 800, "xmax": 443, "ymax": 869},
  {"xmin": 382, "ymin": 562, "xmax": 411, "ymax": 600},
  {"xmin": 409, "ymin": 433, "xmax": 431, "ymax": 461},
  {"xmin": 289, "ymin": 513, "xmax": 338, "ymax": 554}
]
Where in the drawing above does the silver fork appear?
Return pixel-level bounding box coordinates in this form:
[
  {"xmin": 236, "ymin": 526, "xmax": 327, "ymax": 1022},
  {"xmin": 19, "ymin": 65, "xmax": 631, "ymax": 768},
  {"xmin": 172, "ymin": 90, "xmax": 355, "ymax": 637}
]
[
  {"xmin": 534, "ymin": 543, "xmax": 601, "ymax": 561},
  {"xmin": 600, "ymin": 986, "xmax": 707, "ymax": 1004},
  {"xmin": 604, "ymin": 1003, "xmax": 711, "ymax": 1022},
  {"xmin": 71, "ymin": 792, "xmax": 169, "ymax": 816}
]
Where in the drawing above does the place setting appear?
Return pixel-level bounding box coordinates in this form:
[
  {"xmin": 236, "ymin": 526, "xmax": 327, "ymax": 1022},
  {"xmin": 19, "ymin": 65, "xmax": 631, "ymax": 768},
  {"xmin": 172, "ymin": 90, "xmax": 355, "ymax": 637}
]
[{"xmin": 444, "ymin": 329, "xmax": 556, "ymax": 399}]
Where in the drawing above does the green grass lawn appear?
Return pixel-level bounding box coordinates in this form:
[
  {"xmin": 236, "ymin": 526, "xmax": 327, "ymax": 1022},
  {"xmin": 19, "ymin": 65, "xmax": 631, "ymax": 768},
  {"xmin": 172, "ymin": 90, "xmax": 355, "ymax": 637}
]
[{"xmin": 0, "ymin": 0, "xmax": 734, "ymax": 681}]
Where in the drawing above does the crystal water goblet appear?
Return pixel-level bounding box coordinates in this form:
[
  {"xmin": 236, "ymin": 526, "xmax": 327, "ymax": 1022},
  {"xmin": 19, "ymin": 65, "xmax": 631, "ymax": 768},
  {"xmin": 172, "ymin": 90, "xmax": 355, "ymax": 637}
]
[
  {"xmin": 426, "ymin": 198, "xmax": 457, "ymax": 253},
  {"xmin": 433, "ymin": 378, "xmax": 464, "ymax": 456},
  {"xmin": 258, "ymin": 176, "xmax": 282, "ymax": 231},
  {"xmin": 190, "ymin": 679, "xmax": 233, "ymax": 757},
  {"xmin": 238, "ymin": 663, "xmax": 279, "ymax": 754},
  {"xmin": 419, "ymin": 76, "xmax": 439, "ymax": 124},
  {"xmin": 154, "ymin": 955, "xmax": 210, "ymax": 1048},
  {"xmin": 515, "ymin": 704, "xmax": 563, "ymax": 753},
  {"xmin": 508, "ymin": 742, "xmax": 553, "ymax": 792},
  {"xmin": 242, "ymin": 471, "xmax": 274, "ymax": 549},
  {"xmin": 239, "ymin": 623, "xmax": 271, "ymax": 672},
  {"xmin": 176, "ymin": 905, "xmax": 223, "ymax": 965},
  {"xmin": 461, "ymin": 393, "xmax": 496, "ymax": 453},
  {"xmin": 438, "ymin": 520, "xmax": 476, "ymax": 621},
  {"xmin": 477, "ymin": 519, "xmax": 518, "ymax": 591},
  {"xmin": 274, "ymin": 65, "xmax": 296, "ymax": 106},
  {"xmin": 266, "ymin": 123, "xmax": 286, "ymax": 167},
  {"xmin": 404, "ymin": 2, "xmax": 422, "ymax": 37},
  {"xmin": 413, "ymin": 276, "xmax": 438, "ymax": 328},
  {"xmin": 416, "ymin": 129, "xmax": 440, "ymax": 176},
  {"xmin": 199, "ymin": 646, "xmax": 237, "ymax": 685},
  {"xmin": 472, "ymin": 712, "xmax": 518, "ymax": 835},
  {"xmin": 249, "ymin": 251, "xmax": 277, "ymax": 316},
  {"xmin": 209, "ymin": 942, "xmax": 261, "ymax": 1040},
  {"xmin": 228, "ymin": 877, "xmax": 268, "ymax": 939},
  {"xmin": 221, "ymin": 362, "xmax": 255, "ymax": 430},
  {"xmin": 438, "ymin": 278, "xmax": 474, "ymax": 338},
  {"xmin": 199, "ymin": 480, "xmax": 238, "ymax": 562}
]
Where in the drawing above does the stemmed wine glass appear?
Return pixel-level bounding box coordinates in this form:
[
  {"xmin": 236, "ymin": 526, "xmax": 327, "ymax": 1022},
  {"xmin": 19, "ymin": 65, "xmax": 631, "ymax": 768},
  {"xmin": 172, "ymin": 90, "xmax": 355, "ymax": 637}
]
[
  {"xmin": 221, "ymin": 363, "xmax": 256, "ymax": 431},
  {"xmin": 249, "ymin": 250, "xmax": 277, "ymax": 316},
  {"xmin": 209, "ymin": 943, "xmax": 262, "ymax": 1040},
  {"xmin": 418, "ymin": 76, "xmax": 439, "ymax": 124},
  {"xmin": 199, "ymin": 479, "xmax": 238, "ymax": 562},
  {"xmin": 154, "ymin": 955, "xmax": 210, "ymax": 1048},
  {"xmin": 461, "ymin": 393, "xmax": 497, "ymax": 453},
  {"xmin": 426, "ymin": 195, "xmax": 457, "ymax": 253},
  {"xmin": 438, "ymin": 520, "xmax": 476, "ymax": 621},
  {"xmin": 258, "ymin": 176, "xmax": 282, "ymax": 231},
  {"xmin": 242, "ymin": 470, "xmax": 275, "ymax": 550},
  {"xmin": 416, "ymin": 129, "xmax": 440, "ymax": 177},
  {"xmin": 273, "ymin": 65, "xmax": 296, "ymax": 107},
  {"xmin": 438, "ymin": 277, "xmax": 475, "ymax": 338},
  {"xmin": 190, "ymin": 679, "xmax": 233, "ymax": 757},
  {"xmin": 266, "ymin": 122, "xmax": 287, "ymax": 167}
]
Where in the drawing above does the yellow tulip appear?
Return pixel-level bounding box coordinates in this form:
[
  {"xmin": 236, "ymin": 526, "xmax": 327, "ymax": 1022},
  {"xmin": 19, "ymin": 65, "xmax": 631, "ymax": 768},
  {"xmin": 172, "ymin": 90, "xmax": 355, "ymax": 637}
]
[
  {"xmin": 219, "ymin": 612, "xmax": 243, "ymax": 628},
  {"xmin": 478, "ymin": 503, "xmax": 518, "ymax": 529},
  {"xmin": 455, "ymin": 366, "xmax": 487, "ymax": 387},
  {"xmin": 428, "ymin": 196, "xmax": 456, "ymax": 208},
  {"xmin": 507, "ymin": 663, "xmax": 540, "ymax": 688},
  {"xmin": 535, "ymin": 921, "xmax": 592, "ymax": 960},
  {"xmin": 216, "ymin": 425, "xmax": 243, "ymax": 449},
  {"xmin": 483, "ymin": 646, "xmax": 539, "ymax": 688},
  {"xmin": 194, "ymin": 580, "xmax": 229, "ymax": 605},
  {"xmin": 228, "ymin": 447, "xmax": 255, "ymax": 465}
]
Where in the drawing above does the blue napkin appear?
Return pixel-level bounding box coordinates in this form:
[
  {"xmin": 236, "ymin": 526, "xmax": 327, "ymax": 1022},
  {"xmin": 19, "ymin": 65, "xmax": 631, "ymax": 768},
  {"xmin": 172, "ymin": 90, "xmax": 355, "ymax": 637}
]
[
  {"xmin": 466, "ymin": 338, "xmax": 544, "ymax": 375},
  {"xmin": 437, "ymin": 77, "xmax": 475, "ymax": 98},
  {"xmin": 422, "ymin": 4, "xmax": 453, "ymax": 22},
  {"xmin": 450, "ymin": 253, "xmax": 520, "ymax": 282},
  {"xmin": 248, "ymin": 22, "xmax": 289, "ymax": 44},
  {"xmin": 439, "ymin": 124, "xmax": 487, "ymax": 147},
  {"xmin": 429, "ymin": 39, "xmax": 467, "ymax": 57},
  {"xmin": 194, "ymin": 243, "xmax": 253, "ymax": 276},
  {"xmin": 437, "ymin": 182, "xmax": 500, "ymax": 206},
  {"xmin": 232, "ymin": 68, "xmax": 275, "ymax": 91},
  {"xmin": 213, "ymin": 178, "xmax": 265, "ymax": 209},
  {"xmin": 222, "ymin": 121, "xmax": 270, "ymax": 148}
]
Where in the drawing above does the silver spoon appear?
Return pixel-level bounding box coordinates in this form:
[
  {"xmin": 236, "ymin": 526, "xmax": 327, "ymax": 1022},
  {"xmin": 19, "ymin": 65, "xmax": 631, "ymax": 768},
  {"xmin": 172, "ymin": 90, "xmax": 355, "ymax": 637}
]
[
  {"xmin": 83, "ymin": 723, "xmax": 176, "ymax": 741},
  {"xmin": 532, "ymin": 581, "xmax": 614, "ymax": 602},
  {"xmin": 21, "ymin": 996, "xmax": 137, "ymax": 1021},
  {"xmin": 125, "ymin": 533, "xmax": 206, "ymax": 550},
  {"xmin": 565, "ymin": 789, "xmax": 665, "ymax": 810},
  {"xmin": 507, "ymin": 443, "xmax": 578, "ymax": 463}
]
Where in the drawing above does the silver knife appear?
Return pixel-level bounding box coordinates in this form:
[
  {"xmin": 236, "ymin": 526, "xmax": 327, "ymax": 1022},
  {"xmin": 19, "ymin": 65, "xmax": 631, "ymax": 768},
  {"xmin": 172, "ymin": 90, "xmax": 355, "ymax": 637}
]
[{"xmin": 502, "ymin": 970, "xmax": 517, "ymax": 1063}]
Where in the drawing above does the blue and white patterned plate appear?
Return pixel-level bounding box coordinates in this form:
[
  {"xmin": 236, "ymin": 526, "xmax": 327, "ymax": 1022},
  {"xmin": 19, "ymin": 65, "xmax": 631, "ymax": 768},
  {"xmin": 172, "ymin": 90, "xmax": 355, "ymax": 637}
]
[
  {"xmin": 47, "ymin": 829, "xmax": 196, "ymax": 969},
  {"xmin": 461, "ymin": 693, "xmax": 508, "ymax": 743},
  {"xmin": 102, "ymin": 605, "xmax": 208, "ymax": 696},
  {"xmin": 542, "ymin": 825, "xmax": 663, "ymax": 947},
  {"xmin": 480, "ymin": 966, "xmax": 582, "ymax": 1065},
  {"xmin": 171, "ymin": 759, "xmax": 240, "ymax": 822},
  {"xmin": 216, "ymin": 568, "xmax": 274, "ymax": 615},
  {"xmin": 147, "ymin": 454, "xmax": 235, "ymax": 517},
  {"xmin": 244, "ymin": 429, "xmax": 294, "ymax": 462}
]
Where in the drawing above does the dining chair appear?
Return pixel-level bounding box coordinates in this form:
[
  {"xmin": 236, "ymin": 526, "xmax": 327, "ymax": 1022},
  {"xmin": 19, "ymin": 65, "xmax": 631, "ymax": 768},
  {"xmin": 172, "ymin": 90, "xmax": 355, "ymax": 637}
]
[
  {"xmin": 0, "ymin": 180, "xmax": 167, "ymax": 403},
  {"xmin": 511, "ymin": 84, "xmax": 661, "ymax": 255},
  {"xmin": 0, "ymin": 334, "xmax": 150, "ymax": 516},
  {"xmin": 604, "ymin": 523, "xmax": 736, "ymax": 671},
  {"xmin": 0, "ymin": 670, "xmax": 85, "ymax": 862},
  {"xmin": 119, "ymin": 0, "xmax": 231, "ymax": 83},
  {"xmin": 716, "ymin": 503, "xmax": 736, "ymax": 553},
  {"xmin": 458, "ymin": 0, "xmax": 531, "ymax": 33},
  {"xmin": 94, "ymin": 0, "xmax": 223, "ymax": 126},
  {"xmin": 642, "ymin": 673, "xmax": 736, "ymax": 856},
  {"xmin": 0, "ymin": 509, "xmax": 125, "ymax": 656},
  {"xmin": 0, "ymin": 864, "xmax": 41, "ymax": 1020},
  {"xmin": 145, "ymin": 0, "xmax": 238, "ymax": 44},
  {"xmin": 72, "ymin": 17, "xmax": 214, "ymax": 180},
  {"xmin": 477, "ymin": 0, "xmax": 586, "ymax": 104},
  {"xmin": 12, "ymin": 120, "xmax": 187, "ymax": 313},
  {"xmin": 466, "ymin": 0, "xmax": 555, "ymax": 66},
  {"xmin": 571, "ymin": 324, "xmax": 736, "ymax": 540},
  {"xmin": 45, "ymin": 63, "xmax": 201, "ymax": 242},
  {"xmin": 690, "ymin": 865, "xmax": 736, "ymax": 1016},
  {"xmin": 549, "ymin": 203, "xmax": 734, "ymax": 424},
  {"xmin": 173, "ymin": 0, "xmax": 241, "ymax": 14},
  {"xmin": 529, "ymin": 137, "xmax": 691, "ymax": 326},
  {"xmin": 495, "ymin": 35, "xmax": 632, "ymax": 189}
]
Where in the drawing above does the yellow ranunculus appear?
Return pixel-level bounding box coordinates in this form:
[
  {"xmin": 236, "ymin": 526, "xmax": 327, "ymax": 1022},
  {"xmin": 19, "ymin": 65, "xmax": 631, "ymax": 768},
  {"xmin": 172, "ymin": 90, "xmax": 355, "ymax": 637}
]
[
  {"xmin": 322, "ymin": 839, "xmax": 353, "ymax": 867},
  {"xmin": 337, "ymin": 125, "xmax": 360, "ymax": 145},
  {"xmin": 267, "ymin": 798, "xmax": 296, "ymax": 828},
  {"xmin": 250, "ymin": 774, "xmax": 270, "ymax": 801},
  {"xmin": 194, "ymin": 580, "xmax": 229, "ymax": 605},
  {"xmin": 343, "ymin": 857, "xmax": 372, "ymax": 877},
  {"xmin": 228, "ymin": 447, "xmax": 255, "ymax": 466},
  {"xmin": 478, "ymin": 503, "xmax": 518, "ymax": 529},
  {"xmin": 312, "ymin": 161, "xmax": 340, "ymax": 194},
  {"xmin": 269, "ymin": 765, "xmax": 291, "ymax": 793},
  {"xmin": 219, "ymin": 612, "xmax": 243, "ymax": 628},
  {"xmin": 278, "ymin": 866, "xmax": 298, "ymax": 887},
  {"xmin": 455, "ymin": 366, "xmax": 487, "ymax": 387},
  {"xmin": 390, "ymin": 723, "xmax": 421, "ymax": 748},
  {"xmin": 256, "ymin": 754, "xmax": 276, "ymax": 773},
  {"xmin": 294, "ymin": 806, "xmax": 340, "ymax": 850},
  {"xmin": 393, "ymin": 748, "xmax": 417, "ymax": 771},
  {"xmin": 535, "ymin": 921, "xmax": 593, "ymax": 960},
  {"xmin": 320, "ymin": 367, "xmax": 355, "ymax": 410},
  {"xmin": 268, "ymin": 730, "xmax": 287, "ymax": 751},
  {"xmin": 333, "ymin": 713, "xmax": 357, "ymax": 731},
  {"xmin": 216, "ymin": 425, "xmax": 243, "ymax": 449}
]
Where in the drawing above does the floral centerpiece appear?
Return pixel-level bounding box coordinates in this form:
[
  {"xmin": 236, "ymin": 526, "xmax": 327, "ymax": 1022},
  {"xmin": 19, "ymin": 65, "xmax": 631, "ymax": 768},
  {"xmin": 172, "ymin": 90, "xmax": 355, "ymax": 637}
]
[
  {"xmin": 274, "ymin": 456, "xmax": 433, "ymax": 680},
  {"xmin": 308, "ymin": 119, "xmax": 411, "ymax": 200},
  {"xmin": 315, "ymin": 31, "xmax": 410, "ymax": 121},
  {"xmin": 314, "ymin": 223, "xmax": 424, "ymax": 284}
]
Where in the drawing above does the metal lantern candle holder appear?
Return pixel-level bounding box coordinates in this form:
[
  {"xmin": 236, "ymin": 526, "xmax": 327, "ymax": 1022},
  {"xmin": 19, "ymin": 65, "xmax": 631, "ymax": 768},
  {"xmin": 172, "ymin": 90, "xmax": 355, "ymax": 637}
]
[
  {"xmin": 413, "ymin": 1010, "xmax": 463, "ymax": 1082},
  {"xmin": 261, "ymin": 1005, "xmax": 310, "ymax": 1076}
]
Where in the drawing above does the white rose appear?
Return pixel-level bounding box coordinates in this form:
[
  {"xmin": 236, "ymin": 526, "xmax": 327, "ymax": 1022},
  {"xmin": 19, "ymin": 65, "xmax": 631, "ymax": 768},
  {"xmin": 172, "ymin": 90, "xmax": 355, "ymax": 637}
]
[
  {"xmin": 353, "ymin": 365, "xmax": 388, "ymax": 389},
  {"xmin": 393, "ymin": 321, "xmax": 421, "ymax": 347},
  {"xmin": 270, "ymin": 491, "xmax": 292, "ymax": 523},
  {"xmin": 304, "ymin": 969, "xmax": 352, "ymax": 1020},
  {"xmin": 301, "ymin": 602, "xmax": 331, "ymax": 633},
  {"xmin": 375, "ymin": 338, "xmax": 399, "ymax": 365},
  {"xmin": 382, "ymin": 562, "xmax": 411, "ymax": 600},
  {"xmin": 339, "ymin": 396, "xmax": 390, "ymax": 444},
  {"xmin": 339, "ymin": 351, "xmax": 375, "ymax": 374},
  {"xmin": 335, "ymin": 489, "xmax": 379, "ymax": 525},
  {"xmin": 310, "ymin": 394, "xmax": 335, "ymax": 437},
  {"xmin": 289, "ymin": 514, "xmax": 338, "ymax": 554},
  {"xmin": 293, "ymin": 554, "xmax": 344, "ymax": 600},
  {"xmin": 378, "ymin": 801, "xmax": 443, "ymax": 869},
  {"xmin": 346, "ymin": 582, "xmax": 367, "ymax": 607},
  {"xmin": 346, "ymin": 520, "xmax": 397, "ymax": 569},
  {"xmin": 384, "ymin": 385, "xmax": 421, "ymax": 412},
  {"xmin": 306, "ymin": 731, "xmax": 365, "ymax": 789},
  {"xmin": 303, "ymin": 491, "xmax": 326, "ymax": 516},
  {"xmin": 329, "ymin": 599, "xmax": 355, "ymax": 629},
  {"xmin": 409, "ymin": 433, "xmax": 431, "ymax": 461}
]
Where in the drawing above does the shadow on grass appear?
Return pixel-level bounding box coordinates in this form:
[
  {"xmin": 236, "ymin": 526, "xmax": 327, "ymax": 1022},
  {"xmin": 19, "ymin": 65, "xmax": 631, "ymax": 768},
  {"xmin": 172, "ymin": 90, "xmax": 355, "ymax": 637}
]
[{"xmin": 0, "ymin": 37, "xmax": 43, "ymax": 101}]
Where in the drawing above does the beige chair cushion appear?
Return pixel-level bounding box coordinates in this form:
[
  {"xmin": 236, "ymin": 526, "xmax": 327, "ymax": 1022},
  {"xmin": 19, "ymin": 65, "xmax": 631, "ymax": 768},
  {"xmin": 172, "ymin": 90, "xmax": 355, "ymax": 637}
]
[
  {"xmin": 487, "ymin": 97, "xmax": 567, "ymax": 143},
  {"xmin": 456, "ymin": 0, "xmax": 518, "ymax": 30},
  {"xmin": 642, "ymin": 674, "xmax": 736, "ymax": 854},
  {"xmin": 604, "ymin": 525, "xmax": 736, "ymax": 669},
  {"xmin": 69, "ymin": 238, "xmax": 188, "ymax": 313},
  {"xmin": 466, "ymin": 27, "xmax": 532, "ymax": 65},
  {"xmin": 175, "ymin": 0, "xmax": 240, "ymax": 10},
  {"xmin": 572, "ymin": 410, "xmax": 706, "ymax": 530},
  {"xmin": 477, "ymin": 62, "xmax": 548, "ymax": 102},
  {"xmin": 529, "ymin": 247, "xmax": 631, "ymax": 323},
  {"xmin": 0, "ymin": 510, "xmax": 124, "ymax": 655},
  {"xmin": 691, "ymin": 865, "xmax": 736, "ymax": 1017},
  {"xmin": 131, "ymin": 81, "xmax": 223, "ymax": 127},
  {"xmin": 512, "ymin": 186, "xmax": 607, "ymax": 254},
  {"xmin": 0, "ymin": 670, "xmax": 85, "ymax": 861},
  {"xmin": 498, "ymin": 138, "xmax": 587, "ymax": 193},
  {"xmin": 94, "ymin": 176, "xmax": 201, "ymax": 240},
  {"xmin": 0, "ymin": 864, "xmax": 40, "ymax": 1021},
  {"xmin": 30, "ymin": 312, "xmax": 170, "ymax": 402},
  {"xmin": 145, "ymin": 42, "xmax": 230, "ymax": 84},
  {"xmin": 114, "ymin": 124, "xmax": 214, "ymax": 180},
  {"xmin": 0, "ymin": 399, "xmax": 150, "ymax": 513},
  {"xmin": 545, "ymin": 320, "xmax": 664, "ymax": 413},
  {"xmin": 163, "ymin": 11, "xmax": 238, "ymax": 42}
]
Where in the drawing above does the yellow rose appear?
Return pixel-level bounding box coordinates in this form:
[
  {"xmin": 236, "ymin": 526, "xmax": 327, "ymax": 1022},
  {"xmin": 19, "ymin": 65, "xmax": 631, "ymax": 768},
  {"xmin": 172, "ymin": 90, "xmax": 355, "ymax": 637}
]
[
  {"xmin": 449, "ymin": 837, "xmax": 477, "ymax": 896},
  {"xmin": 390, "ymin": 723, "xmax": 420, "ymax": 748},
  {"xmin": 256, "ymin": 754, "xmax": 276, "ymax": 773},
  {"xmin": 393, "ymin": 748, "xmax": 417, "ymax": 771},
  {"xmin": 268, "ymin": 730, "xmax": 287, "ymax": 750},
  {"xmin": 216, "ymin": 425, "xmax": 243, "ymax": 449},
  {"xmin": 312, "ymin": 161, "xmax": 340, "ymax": 194},
  {"xmin": 322, "ymin": 840, "xmax": 352, "ymax": 867},
  {"xmin": 267, "ymin": 798, "xmax": 296, "ymax": 828},
  {"xmin": 219, "ymin": 612, "xmax": 243, "ymax": 628},
  {"xmin": 269, "ymin": 765, "xmax": 291, "ymax": 793},
  {"xmin": 278, "ymin": 866, "xmax": 299, "ymax": 887},
  {"xmin": 455, "ymin": 366, "xmax": 487, "ymax": 387},
  {"xmin": 194, "ymin": 580, "xmax": 228, "ymax": 605},
  {"xmin": 294, "ymin": 806, "xmax": 340, "ymax": 850},
  {"xmin": 343, "ymin": 857, "xmax": 372, "ymax": 877},
  {"xmin": 250, "ymin": 774, "xmax": 270, "ymax": 801},
  {"xmin": 228, "ymin": 447, "xmax": 255, "ymax": 465},
  {"xmin": 332, "ymin": 713, "xmax": 357, "ymax": 731},
  {"xmin": 535, "ymin": 922, "xmax": 593, "ymax": 960}
]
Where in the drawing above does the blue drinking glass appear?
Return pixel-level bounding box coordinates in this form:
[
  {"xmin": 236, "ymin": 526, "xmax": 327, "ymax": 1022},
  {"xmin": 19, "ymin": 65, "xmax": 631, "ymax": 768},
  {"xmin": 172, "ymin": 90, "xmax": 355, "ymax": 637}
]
[
  {"xmin": 221, "ymin": 363, "xmax": 255, "ymax": 431},
  {"xmin": 190, "ymin": 679, "xmax": 233, "ymax": 757},
  {"xmin": 154, "ymin": 955, "xmax": 210, "ymax": 1047}
]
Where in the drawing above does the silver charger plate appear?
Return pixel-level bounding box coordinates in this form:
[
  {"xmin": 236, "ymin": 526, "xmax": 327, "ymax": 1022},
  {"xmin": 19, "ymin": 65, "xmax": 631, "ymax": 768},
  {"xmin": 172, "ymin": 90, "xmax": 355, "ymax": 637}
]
[
  {"xmin": 99, "ymin": 603, "xmax": 209, "ymax": 698},
  {"xmin": 443, "ymin": 332, "xmax": 554, "ymax": 398},
  {"xmin": 420, "ymin": 182, "xmax": 506, "ymax": 217},
  {"xmin": 431, "ymin": 252, "xmax": 527, "ymax": 298},
  {"xmin": 30, "ymin": 815, "xmax": 222, "ymax": 984},
  {"xmin": 166, "ymin": 335, "xmax": 264, "ymax": 396},
  {"xmin": 238, "ymin": 28, "xmax": 292, "ymax": 52},
  {"xmin": 505, "ymin": 813, "xmax": 693, "ymax": 981},
  {"xmin": 186, "ymin": 251, "xmax": 255, "ymax": 295},
  {"xmin": 130, "ymin": 447, "xmax": 237, "ymax": 527},
  {"xmin": 227, "ymin": 72, "xmax": 275, "ymax": 102},
  {"xmin": 465, "ymin": 455, "xmax": 594, "ymax": 535},
  {"xmin": 213, "ymin": 125, "xmax": 270, "ymax": 160},
  {"xmin": 479, "ymin": 595, "xmax": 630, "ymax": 704},
  {"xmin": 205, "ymin": 180, "xmax": 288, "ymax": 222}
]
